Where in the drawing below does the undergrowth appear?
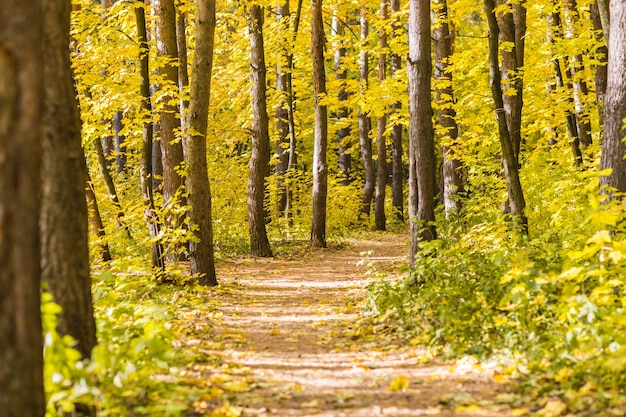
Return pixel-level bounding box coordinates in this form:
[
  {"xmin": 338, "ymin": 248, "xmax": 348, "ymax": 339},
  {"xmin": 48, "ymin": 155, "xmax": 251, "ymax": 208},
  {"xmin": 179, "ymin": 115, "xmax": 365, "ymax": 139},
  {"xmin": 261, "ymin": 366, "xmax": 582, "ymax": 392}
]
[{"xmin": 366, "ymin": 162, "xmax": 626, "ymax": 414}]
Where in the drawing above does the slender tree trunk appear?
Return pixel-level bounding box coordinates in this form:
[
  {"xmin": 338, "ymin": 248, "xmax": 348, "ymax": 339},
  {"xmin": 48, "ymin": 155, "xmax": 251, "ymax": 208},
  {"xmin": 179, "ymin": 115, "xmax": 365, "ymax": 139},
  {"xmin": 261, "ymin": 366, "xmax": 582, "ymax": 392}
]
[
  {"xmin": 408, "ymin": 0, "xmax": 437, "ymax": 266},
  {"xmin": 333, "ymin": 16, "xmax": 351, "ymax": 185},
  {"xmin": 547, "ymin": 8, "xmax": 583, "ymax": 165},
  {"xmin": 433, "ymin": 0, "xmax": 463, "ymax": 217},
  {"xmin": 375, "ymin": 0, "xmax": 388, "ymax": 231},
  {"xmin": 485, "ymin": 0, "xmax": 528, "ymax": 235},
  {"xmin": 41, "ymin": 0, "xmax": 97, "ymax": 359},
  {"xmin": 183, "ymin": 0, "xmax": 218, "ymax": 285},
  {"xmin": 563, "ymin": 0, "xmax": 592, "ymax": 149},
  {"xmin": 310, "ymin": 0, "xmax": 328, "ymax": 248},
  {"xmin": 0, "ymin": 1, "xmax": 45, "ymax": 413},
  {"xmin": 154, "ymin": 0, "xmax": 185, "ymax": 260},
  {"xmin": 113, "ymin": 111, "xmax": 127, "ymax": 173},
  {"xmin": 597, "ymin": 0, "xmax": 610, "ymax": 41},
  {"xmin": 359, "ymin": 3, "xmax": 375, "ymax": 218},
  {"xmin": 86, "ymin": 168, "xmax": 113, "ymax": 262},
  {"xmin": 496, "ymin": 0, "xmax": 524, "ymax": 164},
  {"xmin": 92, "ymin": 131, "xmax": 130, "ymax": 234},
  {"xmin": 176, "ymin": 2, "xmax": 189, "ymax": 122},
  {"xmin": 135, "ymin": 1, "xmax": 165, "ymax": 270},
  {"xmin": 276, "ymin": 0, "xmax": 290, "ymax": 213},
  {"xmin": 600, "ymin": 0, "xmax": 626, "ymax": 196},
  {"xmin": 591, "ymin": 2, "xmax": 608, "ymax": 124},
  {"xmin": 390, "ymin": 0, "xmax": 403, "ymax": 221},
  {"xmin": 247, "ymin": 5, "xmax": 273, "ymax": 257}
]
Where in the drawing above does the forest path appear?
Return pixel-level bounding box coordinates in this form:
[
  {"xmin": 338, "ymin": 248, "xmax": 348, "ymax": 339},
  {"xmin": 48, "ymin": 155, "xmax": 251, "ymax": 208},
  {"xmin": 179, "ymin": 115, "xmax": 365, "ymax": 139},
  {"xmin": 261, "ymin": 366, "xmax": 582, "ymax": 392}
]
[{"xmin": 183, "ymin": 233, "xmax": 517, "ymax": 417}]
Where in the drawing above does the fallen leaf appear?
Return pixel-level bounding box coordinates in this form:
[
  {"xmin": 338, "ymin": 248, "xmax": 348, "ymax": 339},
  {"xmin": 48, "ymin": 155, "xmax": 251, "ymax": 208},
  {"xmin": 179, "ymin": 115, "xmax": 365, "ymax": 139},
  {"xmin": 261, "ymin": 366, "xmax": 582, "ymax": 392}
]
[
  {"xmin": 269, "ymin": 328, "xmax": 281, "ymax": 335},
  {"xmin": 389, "ymin": 376, "xmax": 409, "ymax": 391},
  {"xmin": 537, "ymin": 399, "xmax": 567, "ymax": 417}
]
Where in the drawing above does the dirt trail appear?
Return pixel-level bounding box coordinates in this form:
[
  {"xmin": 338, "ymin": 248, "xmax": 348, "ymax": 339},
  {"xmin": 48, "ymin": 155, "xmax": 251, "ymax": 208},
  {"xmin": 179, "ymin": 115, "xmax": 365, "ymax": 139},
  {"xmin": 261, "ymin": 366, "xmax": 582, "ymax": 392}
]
[{"xmin": 188, "ymin": 233, "xmax": 515, "ymax": 416}]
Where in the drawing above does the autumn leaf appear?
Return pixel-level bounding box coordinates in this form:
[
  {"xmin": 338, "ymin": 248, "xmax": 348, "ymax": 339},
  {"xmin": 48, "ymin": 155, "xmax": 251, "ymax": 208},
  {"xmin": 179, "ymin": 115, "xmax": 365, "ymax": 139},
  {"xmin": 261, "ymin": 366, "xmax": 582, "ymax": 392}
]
[{"xmin": 389, "ymin": 376, "xmax": 409, "ymax": 391}]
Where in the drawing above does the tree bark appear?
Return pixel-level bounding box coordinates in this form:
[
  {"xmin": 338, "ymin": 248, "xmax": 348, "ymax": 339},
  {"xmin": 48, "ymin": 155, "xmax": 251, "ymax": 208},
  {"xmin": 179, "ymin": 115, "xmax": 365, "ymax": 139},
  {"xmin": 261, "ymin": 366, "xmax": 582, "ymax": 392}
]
[
  {"xmin": 0, "ymin": 1, "xmax": 45, "ymax": 414},
  {"xmin": 485, "ymin": 0, "xmax": 528, "ymax": 235},
  {"xmin": 433, "ymin": 0, "xmax": 463, "ymax": 217},
  {"xmin": 176, "ymin": 3, "xmax": 189, "ymax": 123},
  {"xmin": 600, "ymin": 0, "xmax": 626, "ymax": 196},
  {"xmin": 547, "ymin": 8, "xmax": 583, "ymax": 165},
  {"xmin": 184, "ymin": 0, "xmax": 218, "ymax": 285},
  {"xmin": 247, "ymin": 5, "xmax": 273, "ymax": 257},
  {"xmin": 496, "ymin": 0, "xmax": 524, "ymax": 164},
  {"xmin": 333, "ymin": 16, "xmax": 351, "ymax": 185},
  {"xmin": 135, "ymin": 1, "xmax": 165, "ymax": 270},
  {"xmin": 358, "ymin": 4, "xmax": 375, "ymax": 218},
  {"xmin": 408, "ymin": 0, "xmax": 437, "ymax": 266},
  {"xmin": 154, "ymin": 0, "xmax": 185, "ymax": 261},
  {"xmin": 563, "ymin": 0, "xmax": 592, "ymax": 149},
  {"xmin": 310, "ymin": 0, "xmax": 328, "ymax": 248},
  {"xmin": 591, "ymin": 2, "xmax": 608, "ymax": 125},
  {"xmin": 375, "ymin": 0, "xmax": 388, "ymax": 231},
  {"xmin": 86, "ymin": 168, "xmax": 113, "ymax": 262},
  {"xmin": 390, "ymin": 0, "xmax": 403, "ymax": 221},
  {"xmin": 41, "ymin": 0, "xmax": 97, "ymax": 359},
  {"xmin": 276, "ymin": 0, "xmax": 291, "ymax": 213}
]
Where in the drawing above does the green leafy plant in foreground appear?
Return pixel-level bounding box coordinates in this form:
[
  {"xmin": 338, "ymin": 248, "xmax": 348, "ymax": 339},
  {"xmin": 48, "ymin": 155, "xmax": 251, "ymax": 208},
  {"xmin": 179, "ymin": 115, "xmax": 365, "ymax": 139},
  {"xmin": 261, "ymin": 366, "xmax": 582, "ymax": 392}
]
[{"xmin": 367, "ymin": 164, "xmax": 626, "ymax": 413}]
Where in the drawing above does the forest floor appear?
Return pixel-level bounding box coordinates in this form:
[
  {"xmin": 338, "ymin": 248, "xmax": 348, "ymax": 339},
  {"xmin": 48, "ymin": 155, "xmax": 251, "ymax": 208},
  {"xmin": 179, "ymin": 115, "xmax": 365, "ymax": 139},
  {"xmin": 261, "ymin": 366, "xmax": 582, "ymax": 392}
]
[{"xmin": 178, "ymin": 232, "xmax": 525, "ymax": 417}]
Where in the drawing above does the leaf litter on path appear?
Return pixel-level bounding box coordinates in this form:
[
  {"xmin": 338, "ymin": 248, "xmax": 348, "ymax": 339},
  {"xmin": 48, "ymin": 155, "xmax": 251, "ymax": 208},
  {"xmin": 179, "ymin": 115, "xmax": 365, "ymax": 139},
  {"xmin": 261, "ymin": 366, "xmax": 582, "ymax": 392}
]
[{"xmin": 178, "ymin": 233, "xmax": 525, "ymax": 416}]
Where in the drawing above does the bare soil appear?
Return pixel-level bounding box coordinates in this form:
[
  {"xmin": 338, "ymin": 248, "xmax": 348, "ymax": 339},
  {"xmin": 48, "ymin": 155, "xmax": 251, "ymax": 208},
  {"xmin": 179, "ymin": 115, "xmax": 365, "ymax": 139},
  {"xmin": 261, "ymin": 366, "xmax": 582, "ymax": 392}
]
[{"xmin": 184, "ymin": 232, "xmax": 518, "ymax": 416}]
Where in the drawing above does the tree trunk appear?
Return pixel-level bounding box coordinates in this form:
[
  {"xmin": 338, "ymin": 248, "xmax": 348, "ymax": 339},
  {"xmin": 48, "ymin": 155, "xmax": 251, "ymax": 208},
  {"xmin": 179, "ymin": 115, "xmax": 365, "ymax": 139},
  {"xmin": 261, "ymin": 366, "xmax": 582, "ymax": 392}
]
[
  {"xmin": 359, "ymin": 4, "xmax": 375, "ymax": 218},
  {"xmin": 484, "ymin": 0, "xmax": 528, "ymax": 235},
  {"xmin": 547, "ymin": 8, "xmax": 583, "ymax": 165},
  {"xmin": 247, "ymin": 5, "xmax": 273, "ymax": 257},
  {"xmin": 135, "ymin": 1, "xmax": 165, "ymax": 270},
  {"xmin": 333, "ymin": 16, "xmax": 351, "ymax": 185},
  {"xmin": 496, "ymin": 0, "xmax": 524, "ymax": 164},
  {"xmin": 597, "ymin": 0, "xmax": 610, "ymax": 41},
  {"xmin": 176, "ymin": 4, "xmax": 189, "ymax": 122},
  {"xmin": 390, "ymin": 0, "xmax": 403, "ymax": 221},
  {"xmin": 591, "ymin": 2, "xmax": 608, "ymax": 125},
  {"xmin": 41, "ymin": 0, "xmax": 97, "ymax": 360},
  {"xmin": 154, "ymin": 0, "xmax": 185, "ymax": 261},
  {"xmin": 0, "ymin": 2, "xmax": 45, "ymax": 413},
  {"xmin": 310, "ymin": 0, "xmax": 328, "ymax": 248},
  {"xmin": 408, "ymin": 0, "xmax": 437, "ymax": 266},
  {"xmin": 113, "ymin": 111, "xmax": 127, "ymax": 173},
  {"xmin": 600, "ymin": 0, "xmax": 626, "ymax": 196},
  {"xmin": 563, "ymin": 0, "xmax": 592, "ymax": 149},
  {"xmin": 183, "ymin": 0, "xmax": 218, "ymax": 285},
  {"xmin": 375, "ymin": 0, "xmax": 388, "ymax": 231},
  {"xmin": 276, "ymin": 0, "xmax": 290, "ymax": 214},
  {"xmin": 86, "ymin": 168, "xmax": 113, "ymax": 262},
  {"xmin": 433, "ymin": 0, "xmax": 463, "ymax": 217}
]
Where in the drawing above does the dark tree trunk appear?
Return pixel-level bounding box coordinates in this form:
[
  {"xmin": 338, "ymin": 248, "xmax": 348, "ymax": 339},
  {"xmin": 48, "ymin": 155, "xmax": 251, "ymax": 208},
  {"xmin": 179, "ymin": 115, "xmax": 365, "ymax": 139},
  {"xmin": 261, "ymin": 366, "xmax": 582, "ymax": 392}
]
[
  {"xmin": 41, "ymin": 0, "xmax": 97, "ymax": 359},
  {"xmin": 547, "ymin": 8, "xmax": 583, "ymax": 165},
  {"xmin": 597, "ymin": 0, "xmax": 610, "ymax": 41},
  {"xmin": 310, "ymin": 0, "xmax": 328, "ymax": 248},
  {"xmin": 183, "ymin": 0, "xmax": 218, "ymax": 285},
  {"xmin": 496, "ymin": 0, "xmax": 524, "ymax": 164},
  {"xmin": 390, "ymin": 0, "xmax": 403, "ymax": 221},
  {"xmin": 0, "ymin": 1, "xmax": 45, "ymax": 414},
  {"xmin": 433, "ymin": 0, "xmax": 463, "ymax": 217},
  {"xmin": 86, "ymin": 168, "xmax": 113, "ymax": 262},
  {"xmin": 564, "ymin": 0, "xmax": 592, "ymax": 149},
  {"xmin": 408, "ymin": 0, "xmax": 437, "ymax": 266},
  {"xmin": 113, "ymin": 111, "xmax": 127, "ymax": 173},
  {"xmin": 93, "ymin": 131, "xmax": 130, "ymax": 234},
  {"xmin": 333, "ymin": 16, "xmax": 351, "ymax": 185},
  {"xmin": 485, "ymin": 0, "xmax": 528, "ymax": 235},
  {"xmin": 591, "ymin": 2, "xmax": 608, "ymax": 124},
  {"xmin": 600, "ymin": 0, "xmax": 626, "ymax": 196},
  {"xmin": 359, "ymin": 5, "xmax": 375, "ymax": 218},
  {"xmin": 375, "ymin": 0, "xmax": 388, "ymax": 231},
  {"xmin": 247, "ymin": 5, "xmax": 273, "ymax": 257},
  {"xmin": 176, "ymin": 4, "xmax": 189, "ymax": 122},
  {"xmin": 276, "ymin": 0, "xmax": 290, "ymax": 213},
  {"xmin": 135, "ymin": 1, "xmax": 165, "ymax": 270},
  {"xmin": 154, "ymin": 0, "xmax": 185, "ymax": 261}
]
